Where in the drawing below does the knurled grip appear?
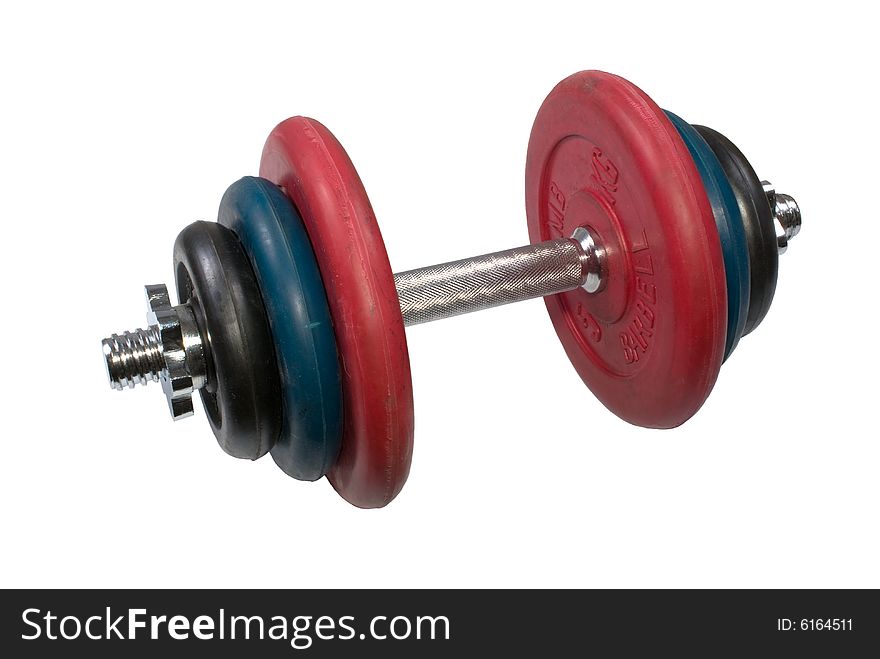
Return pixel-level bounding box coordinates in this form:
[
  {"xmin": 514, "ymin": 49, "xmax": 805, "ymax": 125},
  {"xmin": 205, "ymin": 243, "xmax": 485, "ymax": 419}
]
[{"xmin": 394, "ymin": 238, "xmax": 588, "ymax": 326}]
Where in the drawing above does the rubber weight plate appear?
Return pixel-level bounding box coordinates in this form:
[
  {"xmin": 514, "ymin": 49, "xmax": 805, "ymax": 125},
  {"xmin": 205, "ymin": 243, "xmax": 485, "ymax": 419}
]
[
  {"xmin": 174, "ymin": 221, "xmax": 281, "ymax": 459},
  {"xmin": 695, "ymin": 125, "xmax": 778, "ymax": 336},
  {"xmin": 526, "ymin": 71, "xmax": 727, "ymax": 428},
  {"xmin": 219, "ymin": 177, "xmax": 343, "ymax": 481},
  {"xmin": 665, "ymin": 112, "xmax": 750, "ymax": 360},
  {"xmin": 260, "ymin": 117, "xmax": 414, "ymax": 508}
]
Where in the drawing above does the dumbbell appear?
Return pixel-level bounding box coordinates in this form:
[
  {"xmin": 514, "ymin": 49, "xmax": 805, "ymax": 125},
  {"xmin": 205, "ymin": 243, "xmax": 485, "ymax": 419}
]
[{"xmin": 101, "ymin": 71, "xmax": 801, "ymax": 508}]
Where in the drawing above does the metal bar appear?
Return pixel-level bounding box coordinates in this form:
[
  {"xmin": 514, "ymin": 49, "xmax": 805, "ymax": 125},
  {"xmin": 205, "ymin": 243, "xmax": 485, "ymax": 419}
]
[{"xmin": 394, "ymin": 238, "xmax": 589, "ymax": 326}]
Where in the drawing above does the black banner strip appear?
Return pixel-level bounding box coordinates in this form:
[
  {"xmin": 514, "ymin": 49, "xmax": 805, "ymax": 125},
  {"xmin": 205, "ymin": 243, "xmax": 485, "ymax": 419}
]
[{"xmin": 1, "ymin": 589, "xmax": 876, "ymax": 656}]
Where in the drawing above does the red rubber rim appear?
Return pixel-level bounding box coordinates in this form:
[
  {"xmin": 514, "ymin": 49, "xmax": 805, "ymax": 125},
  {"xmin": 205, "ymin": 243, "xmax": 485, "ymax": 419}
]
[
  {"xmin": 260, "ymin": 117, "xmax": 414, "ymax": 507},
  {"xmin": 526, "ymin": 71, "xmax": 726, "ymax": 428}
]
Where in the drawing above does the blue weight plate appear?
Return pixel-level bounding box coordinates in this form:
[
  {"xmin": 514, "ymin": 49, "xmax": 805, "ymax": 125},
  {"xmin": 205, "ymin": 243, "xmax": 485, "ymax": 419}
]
[
  {"xmin": 665, "ymin": 111, "xmax": 750, "ymax": 360},
  {"xmin": 219, "ymin": 177, "xmax": 343, "ymax": 480}
]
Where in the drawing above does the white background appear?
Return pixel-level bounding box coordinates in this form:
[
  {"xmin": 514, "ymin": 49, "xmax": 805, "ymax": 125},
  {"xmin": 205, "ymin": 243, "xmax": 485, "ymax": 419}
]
[{"xmin": 1, "ymin": 1, "xmax": 876, "ymax": 588}]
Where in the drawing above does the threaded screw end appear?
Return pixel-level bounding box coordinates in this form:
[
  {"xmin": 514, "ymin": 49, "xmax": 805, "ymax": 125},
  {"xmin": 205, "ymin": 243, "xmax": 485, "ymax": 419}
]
[
  {"xmin": 774, "ymin": 193, "xmax": 801, "ymax": 242},
  {"xmin": 102, "ymin": 327, "xmax": 164, "ymax": 390}
]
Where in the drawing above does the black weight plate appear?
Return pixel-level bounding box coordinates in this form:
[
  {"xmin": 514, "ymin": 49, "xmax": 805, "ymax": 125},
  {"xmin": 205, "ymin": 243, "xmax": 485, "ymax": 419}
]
[
  {"xmin": 174, "ymin": 221, "xmax": 281, "ymax": 459},
  {"xmin": 695, "ymin": 125, "xmax": 778, "ymax": 335}
]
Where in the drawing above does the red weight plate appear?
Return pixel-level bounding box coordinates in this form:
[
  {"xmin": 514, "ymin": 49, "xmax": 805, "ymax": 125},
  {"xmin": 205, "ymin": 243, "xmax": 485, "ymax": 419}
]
[
  {"xmin": 526, "ymin": 71, "xmax": 726, "ymax": 428},
  {"xmin": 260, "ymin": 117, "xmax": 414, "ymax": 508}
]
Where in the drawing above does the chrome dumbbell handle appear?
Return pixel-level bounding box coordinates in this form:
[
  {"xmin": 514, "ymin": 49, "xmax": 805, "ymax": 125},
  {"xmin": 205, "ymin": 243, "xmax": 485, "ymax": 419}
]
[{"xmin": 395, "ymin": 229, "xmax": 604, "ymax": 327}]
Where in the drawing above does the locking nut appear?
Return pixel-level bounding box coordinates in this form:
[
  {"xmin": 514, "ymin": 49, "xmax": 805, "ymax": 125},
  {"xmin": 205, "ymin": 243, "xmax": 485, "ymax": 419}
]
[
  {"xmin": 102, "ymin": 284, "xmax": 208, "ymax": 420},
  {"xmin": 763, "ymin": 181, "xmax": 802, "ymax": 255}
]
